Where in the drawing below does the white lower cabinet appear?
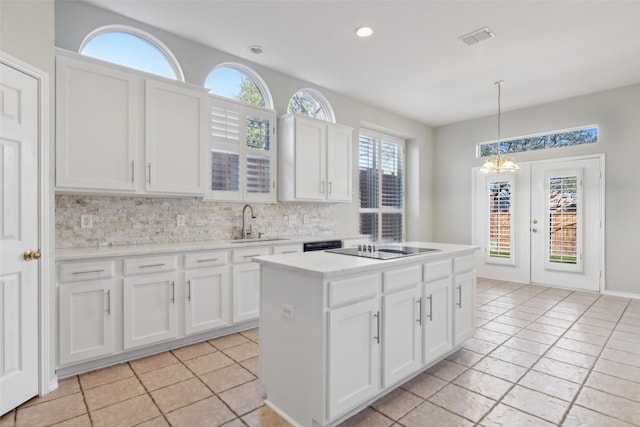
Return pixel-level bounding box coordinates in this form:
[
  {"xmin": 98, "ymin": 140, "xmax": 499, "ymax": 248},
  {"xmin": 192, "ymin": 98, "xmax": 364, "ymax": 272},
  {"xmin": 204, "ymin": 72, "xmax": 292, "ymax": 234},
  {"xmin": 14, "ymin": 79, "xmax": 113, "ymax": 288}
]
[
  {"xmin": 232, "ymin": 263, "xmax": 261, "ymax": 323},
  {"xmin": 423, "ymin": 277, "xmax": 453, "ymax": 365},
  {"xmin": 184, "ymin": 266, "xmax": 230, "ymax": 335},
  {"xmin": 59, "ymin": 279, "xmax": 116, "ymax": 365},
  {"xmin": 382, "ymin": 286, "xmax": 422, "ymax": 387},
  {"xmin": 123, "ymin": 272, "xmax": 178, "ymax": 349},
  {"xmin": 453, "ymin": 271, "xmax": 476, "ymax": 345},
  {"xmin": 328, "ymin": 297, "xmax": 381, "ymax": 419}
]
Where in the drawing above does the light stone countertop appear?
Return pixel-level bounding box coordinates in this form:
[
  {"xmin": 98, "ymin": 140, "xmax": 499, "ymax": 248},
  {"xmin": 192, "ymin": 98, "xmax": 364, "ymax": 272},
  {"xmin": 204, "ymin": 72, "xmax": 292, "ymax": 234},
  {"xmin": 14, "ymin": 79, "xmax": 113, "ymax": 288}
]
[
  {"xmin": 253, "ymin": 241, "xmax": 479, "ymax": 279},
  {"xmin": 55, "ymin": 235, "xmax": 368, "ymax": 261}
]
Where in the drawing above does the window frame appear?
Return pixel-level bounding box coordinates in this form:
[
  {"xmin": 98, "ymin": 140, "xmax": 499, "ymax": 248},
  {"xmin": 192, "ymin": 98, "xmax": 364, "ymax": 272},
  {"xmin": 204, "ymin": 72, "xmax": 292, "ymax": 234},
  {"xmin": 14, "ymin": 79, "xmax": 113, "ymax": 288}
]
[
  {"xmin": 287, "ymin": 88, "xmax": 336, "ymax": 123},
  {"xmin": 358, "ymin": 129, "xmax": 406, "ymax": 242},
  {"xmin": 207, "ymin": 94, "xmax": 276, "ymax": 203},
  {"xmin": 204, "ymin": 62, "xmax": 274, "ymax": 110},
  {"xmin": 79, "ymin": 25, "xmax": 184, "ymax": 81}
]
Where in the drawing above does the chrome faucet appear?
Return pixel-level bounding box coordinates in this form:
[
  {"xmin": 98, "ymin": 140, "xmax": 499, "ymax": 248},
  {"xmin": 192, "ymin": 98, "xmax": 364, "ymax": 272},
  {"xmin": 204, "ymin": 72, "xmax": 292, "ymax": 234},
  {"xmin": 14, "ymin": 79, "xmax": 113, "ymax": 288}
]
[{"xmin": 241, "ymin": 204, "xmax": 257, "ymax": 238}]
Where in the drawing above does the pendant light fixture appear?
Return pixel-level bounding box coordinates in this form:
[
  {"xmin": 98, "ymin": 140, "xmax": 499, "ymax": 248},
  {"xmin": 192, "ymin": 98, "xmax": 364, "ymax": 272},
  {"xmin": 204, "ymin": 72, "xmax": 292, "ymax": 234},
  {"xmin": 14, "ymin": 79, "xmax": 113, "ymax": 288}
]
[{"xmin": 480, "ymin": 80, "xmax": 520, "ymax": 174}]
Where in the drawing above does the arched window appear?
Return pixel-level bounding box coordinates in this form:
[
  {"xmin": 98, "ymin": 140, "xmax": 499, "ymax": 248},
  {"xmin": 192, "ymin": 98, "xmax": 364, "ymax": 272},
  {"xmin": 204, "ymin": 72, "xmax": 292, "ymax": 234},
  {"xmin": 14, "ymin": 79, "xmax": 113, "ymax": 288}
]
[
  {"xmin": 288, "ymin": 89, "xmax": 335, "ymax": 123},
  {"xmin": 204, "ymin": 63, "xmax": 273, "ymax": 109},
  {"xmin": 80, "ymin": 25, "xmax": 183, "ymax": 81}
]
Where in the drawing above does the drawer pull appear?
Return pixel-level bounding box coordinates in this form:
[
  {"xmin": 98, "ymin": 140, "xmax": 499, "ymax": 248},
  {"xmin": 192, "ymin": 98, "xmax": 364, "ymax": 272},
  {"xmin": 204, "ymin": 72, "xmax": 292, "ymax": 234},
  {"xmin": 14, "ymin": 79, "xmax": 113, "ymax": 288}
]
[
  {"xmin": 197, "ymin": 258, "xmax": 219, "ymax": 263},
  {"xmin": 243, "ymin": 254, "xmax": 261, "ymax": 258},
  {"xmin": 280, "ymin": 250, "xmax": 298, "ymax": 254},
  {"xmin": 139, "ymin": 263, "xmax": 165, "ymax": 269},
  {"xmin": 72, "ymin": 269, "xmax": 105, "ymax": 275}
]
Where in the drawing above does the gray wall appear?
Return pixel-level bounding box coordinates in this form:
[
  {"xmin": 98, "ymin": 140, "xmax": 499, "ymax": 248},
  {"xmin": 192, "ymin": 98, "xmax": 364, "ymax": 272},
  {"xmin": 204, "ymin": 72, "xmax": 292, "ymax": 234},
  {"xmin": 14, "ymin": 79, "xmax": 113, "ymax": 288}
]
[
  {"xmin": 54, "ymin": 0, "xmax": 435, "ymax": 241},
  {"xmin": 434, "ymin": 84, "xmax": 640, "ymax": 295}
]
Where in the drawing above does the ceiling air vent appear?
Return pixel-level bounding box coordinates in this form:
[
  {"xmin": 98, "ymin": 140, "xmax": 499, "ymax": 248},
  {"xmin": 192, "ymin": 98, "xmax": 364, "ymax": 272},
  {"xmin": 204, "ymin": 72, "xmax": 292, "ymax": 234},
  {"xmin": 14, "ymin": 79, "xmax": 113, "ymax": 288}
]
[{"xmin": 459, "ymin": 27, "xmax": 495, "ymax": 46}]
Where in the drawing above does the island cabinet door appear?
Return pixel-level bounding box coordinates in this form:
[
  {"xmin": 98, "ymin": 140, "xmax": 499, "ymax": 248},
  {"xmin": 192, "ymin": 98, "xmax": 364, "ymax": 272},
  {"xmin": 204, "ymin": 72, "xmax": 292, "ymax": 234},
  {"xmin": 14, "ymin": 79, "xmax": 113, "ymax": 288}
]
[
  {"xmin": 453, "ymin": 271, "xmax": 476, "ymax": 345},
  {"xmin": 328, "ymin": 297, "xmax": 381, "ymax": 419},
  {"xmin": 423, "ymin": 277, "xmax": 453, "ymax": 365},
  {"xmin": 382, "ymin": 286, "xmax": 422, "ymax": 387}
]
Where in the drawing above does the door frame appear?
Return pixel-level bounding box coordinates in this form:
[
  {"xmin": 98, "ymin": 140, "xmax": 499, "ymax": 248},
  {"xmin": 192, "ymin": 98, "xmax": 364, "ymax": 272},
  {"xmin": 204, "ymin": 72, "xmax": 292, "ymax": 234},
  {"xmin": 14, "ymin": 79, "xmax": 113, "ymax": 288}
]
[
  {"xmin": 472, "ymin": 153, "xmax": 605, "ymax": 293},
  {"xmin": 1, "ymin": 51, "xmax": 53, "ymax": 396}
]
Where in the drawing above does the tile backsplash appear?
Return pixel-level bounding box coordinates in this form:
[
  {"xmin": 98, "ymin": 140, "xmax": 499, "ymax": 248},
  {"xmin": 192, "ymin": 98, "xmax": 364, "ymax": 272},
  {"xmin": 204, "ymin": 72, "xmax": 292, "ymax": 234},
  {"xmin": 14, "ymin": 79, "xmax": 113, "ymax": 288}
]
[{"xmin": 55, "ymin": 195, "xmax": 337, "ymax": 248}]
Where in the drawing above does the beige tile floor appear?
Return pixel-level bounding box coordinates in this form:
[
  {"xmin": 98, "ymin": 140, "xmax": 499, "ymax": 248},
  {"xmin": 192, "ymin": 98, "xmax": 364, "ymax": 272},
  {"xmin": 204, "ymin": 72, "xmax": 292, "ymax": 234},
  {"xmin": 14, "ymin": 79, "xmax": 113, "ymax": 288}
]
[{"xmin": 2, "ymin": 278, "xmax": 640, "ymax": 426}]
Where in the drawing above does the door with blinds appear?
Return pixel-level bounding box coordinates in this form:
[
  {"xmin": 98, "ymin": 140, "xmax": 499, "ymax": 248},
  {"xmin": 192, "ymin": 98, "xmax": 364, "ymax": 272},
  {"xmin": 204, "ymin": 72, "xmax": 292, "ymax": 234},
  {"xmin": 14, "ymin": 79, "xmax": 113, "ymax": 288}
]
[
  {"xmin": 473, "ymin": 156, "xmax": 603, "ymax": 291},
  {"xmin": 530, "ymin": 158, "xmax": 602, "ymax": 291}
]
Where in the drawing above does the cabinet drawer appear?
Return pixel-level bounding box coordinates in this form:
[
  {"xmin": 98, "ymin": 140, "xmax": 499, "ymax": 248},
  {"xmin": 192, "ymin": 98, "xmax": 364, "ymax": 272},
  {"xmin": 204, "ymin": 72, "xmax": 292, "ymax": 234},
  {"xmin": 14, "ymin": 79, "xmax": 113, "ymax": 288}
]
[
  {"xmin": 328, "ymin": 273, "xmax": 381, "ymax": 308},
  {"xmin": 272, "ymin": 244, "xmax": 302, "ymax": 255},
  {"xmin": 424, "ymin": 259, "xmax": 452, "ymax": 283},
  {"xmin": 184, "ymin": 251, "xmax": 228, "ymax": 269},
  {"xmin": 232, "ymin": 246, "xmax": 271, "ymax": 264},
  {"xmin": 124, "ymin": 255, "xmax": 177, "ymax": 275},
  {"xmin": 383, "ymin": 265, "xmax": 421, "ymax": 293},
  {"xmin": 453, "ymin": 255, "xmax": 475, "ymax": 274},
  {"xmin": 59, "ymin": 260, "xmax": 115, "ymax": 283}
]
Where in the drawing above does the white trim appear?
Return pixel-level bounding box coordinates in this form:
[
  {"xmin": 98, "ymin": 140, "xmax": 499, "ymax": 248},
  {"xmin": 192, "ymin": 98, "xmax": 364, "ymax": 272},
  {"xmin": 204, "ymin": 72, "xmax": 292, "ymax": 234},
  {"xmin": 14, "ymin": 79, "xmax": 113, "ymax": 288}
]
[
  {"xmin": 603, "ymin": 290, "xmax": 640, "ymax": 300},
  {"xmin": 0, "ymin": 51, "xmax": 54, "ymax": 395},
  {"xmin": 79, "ymin": 24, "xmax": 185, "ymax": 82},
  {"xmin": 205, "ymin": 62, "xmax": 274, "ymax": 110}
]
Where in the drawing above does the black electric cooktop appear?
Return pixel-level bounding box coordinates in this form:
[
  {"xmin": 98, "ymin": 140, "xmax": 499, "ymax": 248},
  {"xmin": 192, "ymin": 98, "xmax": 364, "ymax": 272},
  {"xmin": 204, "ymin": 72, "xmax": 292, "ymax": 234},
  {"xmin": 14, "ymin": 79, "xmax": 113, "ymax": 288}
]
[{"xmin": 326, "ymin": 245, "xmax": 440, "ymax": 260}]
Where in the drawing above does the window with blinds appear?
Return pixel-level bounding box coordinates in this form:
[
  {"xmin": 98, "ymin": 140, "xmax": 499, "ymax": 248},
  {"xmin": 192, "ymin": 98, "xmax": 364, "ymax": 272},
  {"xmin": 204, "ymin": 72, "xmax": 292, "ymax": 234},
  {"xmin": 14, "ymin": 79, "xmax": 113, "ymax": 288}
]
[
  {"xmin": 487, "ymin": 179, "xmax": 514, "ymax": 264},
  {"xmin": 208, "ymin": 95, "xmax": 275, "ymax": 202},
  {"xmin": 359, "ymin": 130, "xmax": 405, "ymax": 242},
  {"xmin": 548, "ymin": 175, "xmax": 579, "ymax": 267}
]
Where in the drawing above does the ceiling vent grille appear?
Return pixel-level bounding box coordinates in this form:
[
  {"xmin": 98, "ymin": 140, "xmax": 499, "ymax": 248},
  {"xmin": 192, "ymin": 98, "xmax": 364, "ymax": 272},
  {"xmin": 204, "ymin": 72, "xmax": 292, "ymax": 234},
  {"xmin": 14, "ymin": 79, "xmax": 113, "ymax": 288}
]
[{"xmin": 459, "ymin": 27, "xmax": 495, "ymax": 46}]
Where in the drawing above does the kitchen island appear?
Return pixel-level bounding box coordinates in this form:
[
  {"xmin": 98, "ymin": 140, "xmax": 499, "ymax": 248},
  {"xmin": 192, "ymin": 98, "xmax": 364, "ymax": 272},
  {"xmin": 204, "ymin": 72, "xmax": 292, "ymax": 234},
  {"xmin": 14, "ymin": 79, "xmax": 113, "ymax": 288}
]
[{"xmin": 254, "ymin": 242, "xmax": 479, "ymax": 427}]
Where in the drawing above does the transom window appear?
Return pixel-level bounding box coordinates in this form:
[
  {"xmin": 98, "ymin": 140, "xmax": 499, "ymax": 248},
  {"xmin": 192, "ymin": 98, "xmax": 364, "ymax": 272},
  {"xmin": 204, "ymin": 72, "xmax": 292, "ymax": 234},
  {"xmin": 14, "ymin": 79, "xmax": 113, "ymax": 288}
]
[
  {"xmin": 204, "ymin": 64, "xmax": 273, "ymax": 109},
  {"xmin": 478, "ymin": 126, "xmax": 598, "ymax": 157},
  {"xmin": 359, "ymin": 130, "xmax": 405, "ymax": 242},
  {"xmin": 80, "ymin": 26, "xmax": 183, "ymax": 81},
  {"xmin": 288, "ymin": 89, "xmax": 335, "ymax": 123}
]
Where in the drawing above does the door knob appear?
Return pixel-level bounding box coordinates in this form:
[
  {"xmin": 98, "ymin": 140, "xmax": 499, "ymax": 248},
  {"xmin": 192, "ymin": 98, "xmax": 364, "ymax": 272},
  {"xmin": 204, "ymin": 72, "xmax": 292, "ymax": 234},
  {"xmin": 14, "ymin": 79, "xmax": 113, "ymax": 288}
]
[
  {"xmin": 531, "ymin": 228, "xmax": 538, "ymax": 233},
  {"xmin": 532, "ymin": 219, "xmax": 538, "ymax": 224},
  {"xmin": 23, "ymin": 250, "xmax": 41, "ymax": 261}
]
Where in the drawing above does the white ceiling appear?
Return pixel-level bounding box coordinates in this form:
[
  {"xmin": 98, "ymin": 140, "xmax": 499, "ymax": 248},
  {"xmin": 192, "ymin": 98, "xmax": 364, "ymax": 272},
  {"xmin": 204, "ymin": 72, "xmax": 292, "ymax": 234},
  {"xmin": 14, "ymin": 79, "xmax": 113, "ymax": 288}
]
[{"xmin": 84, "ymin": 0, "xmax": 640, "ymax": 127}]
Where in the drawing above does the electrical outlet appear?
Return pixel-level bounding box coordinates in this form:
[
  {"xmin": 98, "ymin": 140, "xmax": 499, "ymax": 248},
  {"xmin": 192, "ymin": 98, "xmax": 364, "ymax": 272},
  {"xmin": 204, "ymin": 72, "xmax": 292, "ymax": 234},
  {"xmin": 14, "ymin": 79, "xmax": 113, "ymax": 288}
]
[
  {"xmin": 281, "ymin": 303, "xmax": 295, "ymax": 319},
  {"xmin": 80, "ymin": 214, "xmax": 93, "ymax": 229},
  {"xmin": 177, "ymin": 214, "xmax": 186, "ymax": 227}
]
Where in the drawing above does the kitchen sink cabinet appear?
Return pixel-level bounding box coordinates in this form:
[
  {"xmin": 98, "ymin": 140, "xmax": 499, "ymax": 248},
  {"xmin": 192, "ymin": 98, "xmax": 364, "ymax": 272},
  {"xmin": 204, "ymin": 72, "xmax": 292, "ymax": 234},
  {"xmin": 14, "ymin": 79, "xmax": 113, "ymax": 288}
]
[
  {"xmin": 184, "ymin": 266, "xmax": 230, "ymax": 335},
  {"xmin": 278, "ymin": 114, "xmax": 353, "ymax": 202},
  {"xmin": 55, "ymin": 50, "xmax": 207, "ymax": 196},
  {"xmin": 232, "ymin": 263, "xmax": 261, "ymax": 323}
]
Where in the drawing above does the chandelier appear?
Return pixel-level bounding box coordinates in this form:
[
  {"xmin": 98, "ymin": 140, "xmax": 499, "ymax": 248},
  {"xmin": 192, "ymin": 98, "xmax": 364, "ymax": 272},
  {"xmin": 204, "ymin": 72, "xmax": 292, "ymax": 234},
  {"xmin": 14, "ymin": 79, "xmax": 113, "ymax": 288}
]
[{"xmin": 480, "ymin": 80, "xmax": 520, "ymax": 174}]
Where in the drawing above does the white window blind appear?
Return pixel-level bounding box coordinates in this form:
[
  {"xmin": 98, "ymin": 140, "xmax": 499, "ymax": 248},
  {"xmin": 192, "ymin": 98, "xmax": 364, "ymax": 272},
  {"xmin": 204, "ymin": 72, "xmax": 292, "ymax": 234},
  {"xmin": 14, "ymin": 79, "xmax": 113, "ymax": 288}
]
[
  {"xmin": 487, "ymin": 180, "xmax": 513, "ymax": 264},
  {"xmin": 548, "ymin": 175, "xmax": 579, "ymax": 265},
  {"xmin": 359, "ymin": 130, "xmax": 405, "ymax": 242},
  {"xmin": 208, "ymin": 95, "xmax": 275, "ymax": 202}
]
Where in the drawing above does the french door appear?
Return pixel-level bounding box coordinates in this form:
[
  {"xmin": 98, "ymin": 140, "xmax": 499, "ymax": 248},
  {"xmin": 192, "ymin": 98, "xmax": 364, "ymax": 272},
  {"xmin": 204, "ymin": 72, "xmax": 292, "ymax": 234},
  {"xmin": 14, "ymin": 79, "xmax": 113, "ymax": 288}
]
[{"xmin": 473, "ymin": 156, "xmax": 603, "ymax": 292}]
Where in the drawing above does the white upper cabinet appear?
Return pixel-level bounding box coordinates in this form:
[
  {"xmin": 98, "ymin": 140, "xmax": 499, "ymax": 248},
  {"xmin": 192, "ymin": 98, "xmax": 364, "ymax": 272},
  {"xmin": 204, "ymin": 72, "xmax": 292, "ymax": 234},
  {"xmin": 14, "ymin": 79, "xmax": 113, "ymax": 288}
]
[
  {"xmin": 55, "ymin": 50, "xmax": 207, "ymax": 196},
  {"xmin": 278, "ymin": 114, "xmax": 353, "ymax": 202}
]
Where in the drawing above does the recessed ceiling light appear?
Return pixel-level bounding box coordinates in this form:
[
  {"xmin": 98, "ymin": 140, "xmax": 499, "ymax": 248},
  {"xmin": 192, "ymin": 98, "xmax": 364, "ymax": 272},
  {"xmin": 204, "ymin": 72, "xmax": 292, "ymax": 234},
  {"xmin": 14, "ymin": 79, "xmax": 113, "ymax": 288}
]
[
  {"xmin": 355, "ymin": 26, "xmax": 374, "ymax": 38},
  {"xmin": 248, "ymin": 45, "xmax": 264, "ymax": 54}
]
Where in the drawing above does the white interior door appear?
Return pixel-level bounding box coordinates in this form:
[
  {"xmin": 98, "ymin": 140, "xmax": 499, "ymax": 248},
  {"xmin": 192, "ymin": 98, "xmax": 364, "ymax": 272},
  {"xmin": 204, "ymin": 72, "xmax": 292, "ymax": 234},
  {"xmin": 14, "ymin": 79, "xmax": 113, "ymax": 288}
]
[
  {"xmin": 0, "ymin": 62, "xmax": 39, "ymax": 414},
  {"xmin": 531, "ymin": 158, "xmax": 602, "ymax": 291}
]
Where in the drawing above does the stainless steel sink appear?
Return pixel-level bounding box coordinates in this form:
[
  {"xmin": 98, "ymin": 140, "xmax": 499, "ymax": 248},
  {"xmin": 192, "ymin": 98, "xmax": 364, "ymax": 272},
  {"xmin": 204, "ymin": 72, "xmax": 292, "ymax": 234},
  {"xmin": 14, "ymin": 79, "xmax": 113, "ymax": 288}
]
[{"xmin": 230, "ymin": 238, "xmax": 290, "ymax": 243}]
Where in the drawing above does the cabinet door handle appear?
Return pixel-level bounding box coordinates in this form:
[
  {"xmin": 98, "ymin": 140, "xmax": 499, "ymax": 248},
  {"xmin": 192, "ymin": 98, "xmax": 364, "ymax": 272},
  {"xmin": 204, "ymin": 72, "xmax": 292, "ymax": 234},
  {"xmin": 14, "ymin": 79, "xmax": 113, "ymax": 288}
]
[
  {"xmin": 105, "ymin": 290, "xmax": 111, "ymax": 315},
  {"xmin": 186, "ymin": 279, "xmax": 191, "ymax": 301},
  {"xmin": 72, "ymin": 269, "xmax": 105, "ymax": 275},
  {"xmin": 171, "ymin": 281, "xmax": 175, "ymax": 304},
  {"xmin": 131, "ymin": 161, "xmax": 135, "ymax": 183},
  {"xmin": 328, "ymin": 181, "xmax": 332, "ymax": 194},
  {"xmin": 139, "ymin": 263, "xmax": 165, "ymax": 269},
  {"xmin": 197, "ymin": 258, "xmax": 219, "ymax": 263},
  {"xmin": 373, "ymin": 311, "xmax": 380, "ymax": 344},
  {"xmin": 320, "ymin": 180, "xmax": 325, "ymax": 194},
  {"xmin": 417, "ymin": 297, "xmax": 422, "ymax": 325},
  {"xmin": 148, "ymin": 162, "xmax": 152, "ymax": 184},
  {"xmin": 427, "ymin": 294, "xmax": 433, "ymax": 321},
  {"xmin": 457, "ymin": 285, "xmax": 462, "ymax": 308}
]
